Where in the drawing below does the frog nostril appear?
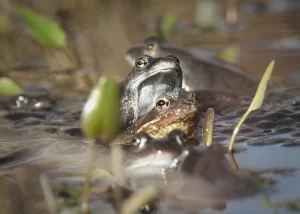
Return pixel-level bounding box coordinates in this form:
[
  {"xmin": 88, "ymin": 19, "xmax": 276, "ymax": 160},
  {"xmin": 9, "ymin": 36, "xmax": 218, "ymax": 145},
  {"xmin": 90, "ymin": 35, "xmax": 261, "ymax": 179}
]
[
  {"xmin": 167, "ymin": 55, "xmax": 180, "ymax": 65},
  {"xmin": 135, "ymin": 57, "xmax": 148, "ymax": 68}
]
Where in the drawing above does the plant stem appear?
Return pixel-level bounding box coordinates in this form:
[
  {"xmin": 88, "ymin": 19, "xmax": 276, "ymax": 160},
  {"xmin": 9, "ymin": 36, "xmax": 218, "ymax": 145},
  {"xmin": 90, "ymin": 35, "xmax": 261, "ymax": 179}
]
[
  {"xmin": 81, "ymin": 140, "xmax": 97, "ymax": 214},
  {"xmin": 228, "ymin": 109, "xmax": 251, "ymax": 152}
]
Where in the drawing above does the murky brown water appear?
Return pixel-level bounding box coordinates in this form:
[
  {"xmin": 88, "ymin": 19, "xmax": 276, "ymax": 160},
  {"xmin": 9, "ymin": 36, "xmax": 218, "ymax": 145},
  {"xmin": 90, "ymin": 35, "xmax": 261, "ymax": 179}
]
[{"xmin": 1, "ymin": 0, "xmax": 300, "ymax": 213}]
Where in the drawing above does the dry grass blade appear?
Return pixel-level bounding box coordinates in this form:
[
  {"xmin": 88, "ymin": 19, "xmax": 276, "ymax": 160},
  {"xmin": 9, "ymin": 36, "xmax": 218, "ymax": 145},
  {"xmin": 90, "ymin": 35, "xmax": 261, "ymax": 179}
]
[
  {"xmin": 40, "ymin": 174, "xmax": 57, "ymax": 214},
  {"xmin": 228, "ymin": 60, "xmax": 275, "ymax": 152},
  {"xmin": 202, "ymin": 108, "xmax": 215, "ymax": 147},
  {"xmin": 121, "ymin": 186, "xmax": 159, "ymax": 214},
  {"xmin": 81, "ymin": 143, "xmax": 97, "ymax": 214},
  {"xmin": 111, "ymin": 144, "xmax": 125, "ymax": 213}
]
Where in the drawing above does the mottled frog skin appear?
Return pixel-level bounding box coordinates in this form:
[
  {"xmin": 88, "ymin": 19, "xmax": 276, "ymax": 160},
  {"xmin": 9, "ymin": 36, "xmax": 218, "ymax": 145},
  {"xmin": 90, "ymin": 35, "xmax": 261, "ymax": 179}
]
[
  {"xmin": 132, "ymin": 94, "xmax": 201, "ymax": 138},
  {"xmin": 120, "ymin": 55, "xmax": 183, "ymax": 129},
  {"xmin": 124, "ymin": 129, "xmax": 199, "ymax": 177}
]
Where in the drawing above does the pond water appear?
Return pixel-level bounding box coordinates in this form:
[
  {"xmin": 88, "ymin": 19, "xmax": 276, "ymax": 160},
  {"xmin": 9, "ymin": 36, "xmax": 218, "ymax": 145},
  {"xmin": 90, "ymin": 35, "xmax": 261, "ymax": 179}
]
[{"xmin": 1, "ymin": 0, "xmax": 300, "ymax": 213}]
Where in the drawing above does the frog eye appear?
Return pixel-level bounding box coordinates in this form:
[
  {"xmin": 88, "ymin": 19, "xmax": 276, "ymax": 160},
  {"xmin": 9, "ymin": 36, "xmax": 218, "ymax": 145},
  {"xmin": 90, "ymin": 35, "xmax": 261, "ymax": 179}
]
[
  {"xmin": 167, "ymin": 55, "xmax": 180, "ymax": 65},
  {"xmin": 155, "ymin": 97, "xmax": 170, "ymax": 111},
  {"xmin": 145, "ymin": 41, "xmax": 159, "ymax": 57},
  {"xmin": 135, "ymin": 57, "xmax": 148, "ymax": 68},
  {"xmin": 146, "ymin": 41, "xmax": 158, "ymax": 51},
  {"xmin": 146, "ymin": 42, "xmax": 154, "ymax": 50}
]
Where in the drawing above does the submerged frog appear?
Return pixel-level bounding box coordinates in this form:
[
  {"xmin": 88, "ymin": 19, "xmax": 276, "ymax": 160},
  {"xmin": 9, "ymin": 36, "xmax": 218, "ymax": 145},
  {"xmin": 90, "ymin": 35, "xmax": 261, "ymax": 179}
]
[
  {"xmin": 165, "ymin": 144, "xmax": 263, "ymax": 210},
  {"xmin": 132, "ymin": 94, "xmax": 201, "ymax": 138},
  {"xmin": 126, "ymin": 37, "xmax": 258, "ymax": 96},
  {"xmin": 120, "ymin": 55, "xmax": 182, "ymax": 129},
  {"xmin": 124, "ymin": 129, "xmax": 198, "ymax": 179}
]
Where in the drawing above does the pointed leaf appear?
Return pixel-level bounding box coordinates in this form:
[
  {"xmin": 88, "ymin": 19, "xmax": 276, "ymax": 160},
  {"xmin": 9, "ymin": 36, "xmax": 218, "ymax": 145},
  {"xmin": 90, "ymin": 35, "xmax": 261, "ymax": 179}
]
[
  {"xmin": 249, "ymin": 60, "xmax": 275, "ymax": 111},
  {"xmin": 228, "ymin": 60, "xmax": 275, "ymax": 151},
  {"xmin": 80, "ymin": 77, "xmax": 120, "ymax": 141},
  {"xmin": 17, "ymin": 7, "xmax": 66, "ymax": 48},
  {"xmin": 0, "ymin": 77, "xmax": 23, "ymax": 96}
]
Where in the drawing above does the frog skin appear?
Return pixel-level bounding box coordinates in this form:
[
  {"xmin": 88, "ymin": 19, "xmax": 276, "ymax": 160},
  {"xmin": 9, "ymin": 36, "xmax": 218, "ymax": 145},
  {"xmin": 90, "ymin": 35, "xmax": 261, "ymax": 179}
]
[
  {"xmin": 125, "ymin": 36, "xmax": 258, "ymax": 97},
  {"xmin": 124, "ymin": 129, "xmax": 199, "ymax": 178},
  {"xmin": 132, "ymin": 94, "xmax": 201, "ymax": 138},
  {"xmin": 109, "ymin": 91, "xmax": 201, "ymax": 145},
  {"xmin": 119, "ymin": 55, "xmax": 182, "ymax": 129},
  {"xmin": 167, "ymin": 144, "xmax": 262, "ymax": 206}
]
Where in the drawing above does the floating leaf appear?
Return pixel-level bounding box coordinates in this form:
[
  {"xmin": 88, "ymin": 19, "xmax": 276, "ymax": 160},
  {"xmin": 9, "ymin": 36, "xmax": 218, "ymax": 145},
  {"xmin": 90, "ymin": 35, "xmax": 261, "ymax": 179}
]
[
  {"xmin": 202, "ymin": 108, "xmax": 214, "ymax": 147},
  {"xmin": 17, "ymin": 7, "xmax": 66, "ymax": 48},
  {"xmin": 0, "ymin": 77, "xmax": 23, "ymax": 96},
  {"xmin": 228, "ymin": 60, "xmax": 275, "ymax": 152},
  {"xmin": 80, "ymin": 77, "xmax": 120, "ymax": 141}
]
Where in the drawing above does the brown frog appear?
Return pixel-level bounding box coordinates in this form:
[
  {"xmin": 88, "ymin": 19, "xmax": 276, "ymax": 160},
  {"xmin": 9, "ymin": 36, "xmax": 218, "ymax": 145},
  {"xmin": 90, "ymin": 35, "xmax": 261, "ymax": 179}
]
[
  {"xmin": 132, "ymin": 94, "xmax": 201, "ymax": 139},
  {"xmin": 110, "ymin": 92, "xmax": 201, "ymax": 145}
]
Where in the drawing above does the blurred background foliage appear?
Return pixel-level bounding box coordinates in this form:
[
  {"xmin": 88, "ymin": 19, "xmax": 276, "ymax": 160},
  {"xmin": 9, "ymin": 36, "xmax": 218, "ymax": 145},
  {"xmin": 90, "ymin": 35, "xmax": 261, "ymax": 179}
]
[{"xmin": 0, "ymin": 0, "xmax": 299, "ymax": 96}]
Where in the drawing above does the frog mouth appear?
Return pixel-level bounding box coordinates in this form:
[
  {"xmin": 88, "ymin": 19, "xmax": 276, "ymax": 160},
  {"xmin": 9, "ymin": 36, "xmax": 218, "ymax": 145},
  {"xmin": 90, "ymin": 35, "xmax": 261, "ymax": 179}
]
[{"xmin": 127, "ymin": 65, "xmax": 181, "ymax": 89}]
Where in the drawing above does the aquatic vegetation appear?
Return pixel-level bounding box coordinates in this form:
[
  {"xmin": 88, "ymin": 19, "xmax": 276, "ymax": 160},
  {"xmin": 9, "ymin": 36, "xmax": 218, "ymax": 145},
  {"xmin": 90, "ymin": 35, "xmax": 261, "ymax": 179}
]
[
  {"xmin": 217, "ymin": 45, "xmax": 239, "ymax": 63},
  {"xmin": 121, "ymin": 186, "xmax": 159, "ymax": 214},
  {"xmin": 229, "ymin": 60, "xmax": 275, "ymax": 151},
  {"xmin": 0, "ymin": 13, "xmax": 14, "ymax": 35},
  {"xmin": 161, "ymin": 13, "xmax": 177, "ymax": 34},
  {"xmin": 17, "ymin": 7, "xmax": 66, "ymax": 48},
  {"xmin": 202, "ymin": 108, "xmax": 215, "ymax": 147},
  {"xmin": 264, "ymin": 194, "xmax": 300, "ymax": 212},
  {"xmin": 80, "ymin": 76, "xmax": 120, "ymax": 213},
  {"xmin": 0, "ymin": 77, "xmax": 23, "ymax": 96},
  {"xmin": 80, "ymin": 77, "xmax": 120, "ymax": 141}
]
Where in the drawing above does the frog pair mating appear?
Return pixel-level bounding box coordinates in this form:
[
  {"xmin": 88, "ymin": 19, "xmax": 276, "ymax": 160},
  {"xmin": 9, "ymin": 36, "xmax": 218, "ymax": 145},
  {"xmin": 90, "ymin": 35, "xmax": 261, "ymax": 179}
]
[{"xmin": 120, "ymin": 37, "xmax": 260, "ymax": 134}]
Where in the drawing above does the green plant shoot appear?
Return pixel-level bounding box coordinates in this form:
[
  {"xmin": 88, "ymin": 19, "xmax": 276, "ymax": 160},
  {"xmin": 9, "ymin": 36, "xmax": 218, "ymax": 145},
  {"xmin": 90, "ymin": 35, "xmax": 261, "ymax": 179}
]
[
  {"xmin": 80, "ymin": 77, "xmax": 120, "ymax": 213},
  {"xmin": 80, "ymin": 77, "xmax": 121, "ymax": 141},
  {"xmin": 202, "ymin": 108, "xmax": 214, "ymax": 147},
  {"xmin": 17, "ymin": 7, "xmax": 66, "ymax": 48},
  {"xmin": 228, "ymin": 60, "xmax": 275, "ymax": 152},
  {"xmin": 0, "ymin": 77, "xmax": 23, "ymax": 96}
]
